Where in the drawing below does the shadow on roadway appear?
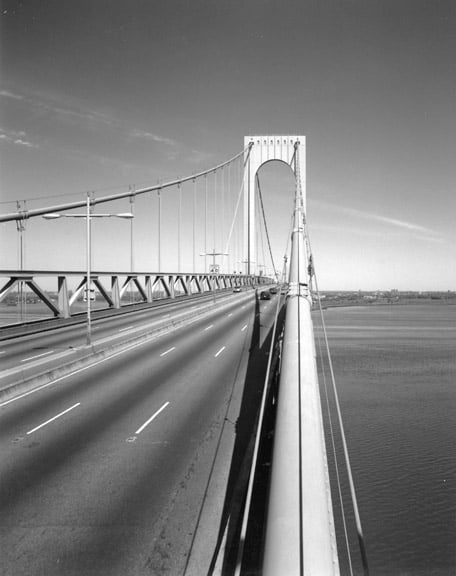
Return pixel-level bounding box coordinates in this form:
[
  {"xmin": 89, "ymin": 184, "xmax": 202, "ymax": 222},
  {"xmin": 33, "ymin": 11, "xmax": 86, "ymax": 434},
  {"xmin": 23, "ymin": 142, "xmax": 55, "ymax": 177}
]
[{"xmin": 207, "ymin": 292, "xmax": 285, "ymax": 575}]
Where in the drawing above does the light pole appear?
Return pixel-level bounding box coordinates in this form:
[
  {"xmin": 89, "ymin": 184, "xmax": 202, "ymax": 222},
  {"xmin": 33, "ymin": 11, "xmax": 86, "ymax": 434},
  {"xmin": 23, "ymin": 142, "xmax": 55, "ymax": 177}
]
[
  {"xmin": 16, "ymin": 215, "xmax": 26, "ymax": 321},
  {"xmin": 43, "ymin": 205, "xmax": 133, "ymax": 346},
  {"xmin": 199, "ymin": 249, "xmax": 228, "ymax": 303}
]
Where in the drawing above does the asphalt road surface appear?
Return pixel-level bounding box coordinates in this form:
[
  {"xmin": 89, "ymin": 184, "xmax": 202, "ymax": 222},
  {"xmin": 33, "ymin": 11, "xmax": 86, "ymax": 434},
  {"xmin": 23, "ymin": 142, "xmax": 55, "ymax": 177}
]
[
  {"xmin": 0, "ymin": 291, "xmax": 281, "ymax": 576},
  {"xmin": 0, "ymin": 291, "xmax": 238, "ymax": 372}
]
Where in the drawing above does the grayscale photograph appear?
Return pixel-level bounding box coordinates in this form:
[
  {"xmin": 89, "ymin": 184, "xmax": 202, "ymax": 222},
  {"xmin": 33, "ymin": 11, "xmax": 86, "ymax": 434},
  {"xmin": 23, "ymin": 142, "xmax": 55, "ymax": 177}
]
[{"xmin": 1, "ymin": 1, "xmax": 455, "ymax": 575}]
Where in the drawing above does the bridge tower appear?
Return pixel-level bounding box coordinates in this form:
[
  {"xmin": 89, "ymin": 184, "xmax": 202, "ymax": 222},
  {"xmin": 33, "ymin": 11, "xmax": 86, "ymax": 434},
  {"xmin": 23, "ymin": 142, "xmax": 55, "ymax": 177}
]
[{"xmin": 243, "ymin": 135, "xmax": 306, "ymax": 274}]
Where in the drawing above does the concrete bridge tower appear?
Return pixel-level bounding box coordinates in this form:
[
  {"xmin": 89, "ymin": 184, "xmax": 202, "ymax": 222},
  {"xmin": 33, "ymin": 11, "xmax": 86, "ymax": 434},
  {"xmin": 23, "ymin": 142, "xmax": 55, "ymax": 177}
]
[{"xmin": 243, "ymin": 135, "xmax": 306, "ymax": 274}]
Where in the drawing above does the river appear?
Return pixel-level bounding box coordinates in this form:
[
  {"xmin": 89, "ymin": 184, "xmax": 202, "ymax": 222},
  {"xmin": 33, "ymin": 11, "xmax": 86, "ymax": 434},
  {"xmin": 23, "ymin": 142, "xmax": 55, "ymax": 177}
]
[{"xmin": 313, "ymin": 303, "xmax": 456, "ymax": 575}]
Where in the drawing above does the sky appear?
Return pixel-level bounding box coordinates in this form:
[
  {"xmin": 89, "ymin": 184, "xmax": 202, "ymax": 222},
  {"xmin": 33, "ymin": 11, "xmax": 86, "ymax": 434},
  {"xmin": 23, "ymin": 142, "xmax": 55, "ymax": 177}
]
[{"xmin": 1, "ymin": 0, "xmax": 455, "ymax": 291}]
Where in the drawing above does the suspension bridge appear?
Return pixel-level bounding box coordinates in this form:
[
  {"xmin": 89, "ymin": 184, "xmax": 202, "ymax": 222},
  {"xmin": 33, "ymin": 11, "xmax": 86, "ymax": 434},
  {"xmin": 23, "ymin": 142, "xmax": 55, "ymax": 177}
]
[{"xmin": 0, "ymin": 136, "xmax": 368, "ymax": 575}]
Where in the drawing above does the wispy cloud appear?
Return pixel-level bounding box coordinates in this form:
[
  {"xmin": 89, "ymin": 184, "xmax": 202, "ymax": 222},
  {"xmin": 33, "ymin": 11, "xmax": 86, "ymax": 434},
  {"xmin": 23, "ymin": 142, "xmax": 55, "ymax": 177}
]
[
  {"xmin": 0, "ymin": 127, "xmax": 39, "ymax": 149},
  {"xmin": 130, "ymin": 129, "xmax": 177, "ymax": 148},
  {"xmin": 342, "ymin": 205, "xmax": 433, "ymax": 234},
  {"xmin": 311, "ymin": 200, "xmax": 443, "ymax": 241},
  {"xmin": 1, "ymin": 87, "xmax": 176, "ymax": 149},
  {"xmin": 0, "ymin": 89, "xmax": 24, "ymax": 101},
  {"xmin": 3, "ymin": 88, "xmax": 114, "ymax": 126},
  {"xmin": 1, "ymin": 87, "xmax": 216, "ymax": 174}
]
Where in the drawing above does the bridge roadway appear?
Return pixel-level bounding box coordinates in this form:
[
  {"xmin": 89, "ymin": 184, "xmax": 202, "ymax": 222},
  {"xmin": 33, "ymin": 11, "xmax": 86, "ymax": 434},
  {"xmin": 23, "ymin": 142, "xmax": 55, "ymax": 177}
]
[
  {"xmin": 0, "ymin": 290, "xmax": 243, "ymax": 373},
  {"xmin": 0, "ymin": 290, "xmax": 281, "ymax": 575}
]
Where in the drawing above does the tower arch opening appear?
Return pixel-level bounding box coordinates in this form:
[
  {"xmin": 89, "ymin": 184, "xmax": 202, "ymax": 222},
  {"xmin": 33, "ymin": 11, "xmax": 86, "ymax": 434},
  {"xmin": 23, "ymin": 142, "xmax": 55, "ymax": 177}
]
[
  {"xmin": 243, "ymin": 135, "xmax": 306, "ymax": 275},
  {"xmin": 254, "ymin": 159, "xmax": 297, "ymax": 279}
]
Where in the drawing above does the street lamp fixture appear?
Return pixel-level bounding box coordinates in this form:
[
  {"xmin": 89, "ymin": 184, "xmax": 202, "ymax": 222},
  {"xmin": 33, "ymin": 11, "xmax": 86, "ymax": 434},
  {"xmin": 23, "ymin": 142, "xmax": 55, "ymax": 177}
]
[{"xmin": 42, "ymin": 207, "xmax": 134, "ymax": 346}]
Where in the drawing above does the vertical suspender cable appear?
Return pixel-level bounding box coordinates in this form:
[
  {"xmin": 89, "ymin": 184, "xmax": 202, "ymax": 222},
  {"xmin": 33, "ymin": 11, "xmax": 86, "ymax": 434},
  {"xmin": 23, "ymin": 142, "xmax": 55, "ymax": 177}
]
[
  {"xmin": 221, "ymin": 167, "xmax": 225, "ymax": 271},
  {"xmin": 178, "ymin": 183, "xmax": 182, "ymax": 272},
  {"xmin": 129, "ymin": 189, "xmax": 135, "ymax": 302},
  {"xmin": 86, "ymin": 191, "xmax": 92, "ymax": 346},
  {"xmin": 193, "ymin": 179, "xmax": 196, "ymax": 273},
  {"xmin": 204, "ymin": 176, "xmax": 208, "ymax": 273},
  {"xmin": 213, "ymin": 170, "xmax": 217, "ymax": 254},
  {"xmin": 157, "ymin": 189, "xmax": 161, "ymax": 271},
  {"xmin": 228, "ymin": 162, "xmax": 231, "ymax": 273}
]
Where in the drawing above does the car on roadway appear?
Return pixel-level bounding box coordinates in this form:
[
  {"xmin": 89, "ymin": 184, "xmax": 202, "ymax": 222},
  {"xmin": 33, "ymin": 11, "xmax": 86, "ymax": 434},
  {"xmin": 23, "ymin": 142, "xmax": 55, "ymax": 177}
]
[
  {"xmin": 269, "ymin": 286, "xmax": 278, "ymax": 294},
  {"xmin": 233, "ymin": 286, "xmax": 242, "ymax": 293},
  {"xmin": 260, "ymin": 290, "xmax": 271, "ymax": 300}
]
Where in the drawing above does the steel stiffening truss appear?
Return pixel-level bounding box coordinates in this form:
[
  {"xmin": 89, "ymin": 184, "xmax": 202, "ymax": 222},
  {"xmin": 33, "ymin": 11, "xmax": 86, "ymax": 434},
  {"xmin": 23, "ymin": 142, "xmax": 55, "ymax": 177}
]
[{"xmin": 0, "ymin": 270, "xmax": 268, "ymax": 320}]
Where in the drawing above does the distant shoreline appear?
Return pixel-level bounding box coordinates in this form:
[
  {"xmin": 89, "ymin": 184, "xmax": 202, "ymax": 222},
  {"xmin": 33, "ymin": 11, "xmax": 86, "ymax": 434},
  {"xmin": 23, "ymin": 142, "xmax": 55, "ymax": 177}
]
[{"xmin": 314, "ymin": 296, "xmax": 456, "ymax": 309}]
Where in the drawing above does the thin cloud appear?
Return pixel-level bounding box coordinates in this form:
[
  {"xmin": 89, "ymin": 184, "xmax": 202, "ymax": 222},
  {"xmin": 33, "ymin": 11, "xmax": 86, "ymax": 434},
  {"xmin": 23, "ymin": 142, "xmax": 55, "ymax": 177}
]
[
  {"xmin": 311, "ymin": 222, "xmax": 446, "ymax": 244},
  {"xmin": 0, "ymin": 89, "xmax": 24, "ymax": 101},
  {"xmin": 0, "ymin": 127, "xmax": 39, "ymax": 148},
  {"xmin": 1, "ymin": 87, "xmax": 113, "ymax": 126},
  {"xmin": 130, "ymin": 129, "xmax": 177, "ymax": 148},
  {"xmin": 343, "ymin": 206, "xmax": 433, "ymax": 235},
  {"xmin": 2, "ymin": 87, "xmax": 179, "ymax": 152},
  {"xmin": 312, "ymin": 200, "xmax": 441, "ymax": 240}
]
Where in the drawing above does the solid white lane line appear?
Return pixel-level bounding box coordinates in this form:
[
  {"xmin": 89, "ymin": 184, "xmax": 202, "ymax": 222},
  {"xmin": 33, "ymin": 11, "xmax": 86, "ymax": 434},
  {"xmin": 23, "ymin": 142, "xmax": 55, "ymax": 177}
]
[
  {"xmin": 160, "ymin": 346, "xmax": 176, "ymax": 357},
  {"xmin": 214, "ymin": 346, "xmax": 226, "ymax": 358},
  {"xmin": 0, "ymin": 351, "xmax": 5, "ymax": 355},
  {"xmin": 21, "ymin": 350, "xmax": 55, "ymax": 363},
  {"xmin": 26, "ymin": 403, "xmax": 80, "ymax": 435},
  {"xmin": 228, "ymin": 313, "xmax": 233, "ymax": 317},
  {"xmin": 204, "ymin": 324, "xmax": 213, "ymax": 331},
  {"xmin": 135, "ymin": 401, "xmax": 169, "ymax": 434},
  {"xmin": 241, "ymin": 324, "xmax": 248, "ymax": 332},
  {"xmin": 118, "ymin": 325, "xmax": 134, "ymax": 332}
]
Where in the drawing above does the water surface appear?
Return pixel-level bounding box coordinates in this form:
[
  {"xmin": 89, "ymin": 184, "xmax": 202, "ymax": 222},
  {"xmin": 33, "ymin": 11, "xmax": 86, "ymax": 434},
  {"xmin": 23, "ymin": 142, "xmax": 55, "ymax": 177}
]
[{"xmin": 313, "ymin": 304, "xmax": 456, "ymax": 575}]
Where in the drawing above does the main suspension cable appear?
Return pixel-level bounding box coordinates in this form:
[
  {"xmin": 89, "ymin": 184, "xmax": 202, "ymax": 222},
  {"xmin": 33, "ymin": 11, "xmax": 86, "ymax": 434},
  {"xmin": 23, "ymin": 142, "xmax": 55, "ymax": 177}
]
[{"xmin": 1, "ymin": 144, "xmax": 253, "ymax": 223}]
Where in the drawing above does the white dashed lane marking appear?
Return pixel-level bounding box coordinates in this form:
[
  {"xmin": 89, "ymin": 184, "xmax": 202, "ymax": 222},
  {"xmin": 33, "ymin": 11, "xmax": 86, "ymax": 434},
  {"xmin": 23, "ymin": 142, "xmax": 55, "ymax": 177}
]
[
  {"xmin": 26, "ymin": 403, "xmax": 80, "ymax": 435},
  {"xmin": 21, "ymin": 350, "xmax": 55, "ymax": 363},
  {"xmin": 160, "ymin": 347, "xmax": 176, "ymax": 357},
  {"xmin": 214, "ymin": 346, "xmax": 226, "ymax": 358},
  {"xmin": 135, "ymin": 402, "xmax": 170, "ymax": 435},
  {"xmin": 118, "ymin": 325, "xmax": 134, "ymax": 332}
]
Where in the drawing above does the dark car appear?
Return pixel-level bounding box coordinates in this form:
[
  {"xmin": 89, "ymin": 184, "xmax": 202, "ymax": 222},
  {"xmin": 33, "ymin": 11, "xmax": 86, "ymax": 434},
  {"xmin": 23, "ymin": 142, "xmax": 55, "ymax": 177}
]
[{"xmin": 260, "ymin": 291, "xmax": 271, "ymax": 300}]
